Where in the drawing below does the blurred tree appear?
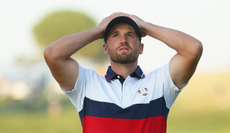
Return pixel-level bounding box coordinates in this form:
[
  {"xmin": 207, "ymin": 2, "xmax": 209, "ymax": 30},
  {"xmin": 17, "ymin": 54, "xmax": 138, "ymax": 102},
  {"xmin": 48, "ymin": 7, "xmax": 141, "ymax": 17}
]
[{"xmin": 33, "ymin": 10, "xmax": 107, "ymax": 62}]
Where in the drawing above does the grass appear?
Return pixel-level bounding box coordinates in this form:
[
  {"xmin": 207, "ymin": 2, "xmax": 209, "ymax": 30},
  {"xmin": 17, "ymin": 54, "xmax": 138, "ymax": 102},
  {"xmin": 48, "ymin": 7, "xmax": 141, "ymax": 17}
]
[
  {"xmin": 0, "ymin": 109, "xmax": 82, "ymax": 133},
  {"xmin": 167, "ymin": 109, "xmax": 230, "ymax": 133}
]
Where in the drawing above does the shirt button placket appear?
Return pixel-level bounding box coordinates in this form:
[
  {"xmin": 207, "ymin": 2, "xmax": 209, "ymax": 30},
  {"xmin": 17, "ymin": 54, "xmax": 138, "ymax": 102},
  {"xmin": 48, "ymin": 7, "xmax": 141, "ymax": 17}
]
[{"xmin": 122, "ymin": 82, "xmax": 128, "ymax": 106}]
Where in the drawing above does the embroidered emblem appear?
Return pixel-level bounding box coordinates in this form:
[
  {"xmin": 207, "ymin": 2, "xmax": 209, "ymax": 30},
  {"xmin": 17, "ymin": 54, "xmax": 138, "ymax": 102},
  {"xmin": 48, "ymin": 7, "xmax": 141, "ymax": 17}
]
[{"xmin": 138, "ymin": 88, "xmax": 148, "ymax": 96}]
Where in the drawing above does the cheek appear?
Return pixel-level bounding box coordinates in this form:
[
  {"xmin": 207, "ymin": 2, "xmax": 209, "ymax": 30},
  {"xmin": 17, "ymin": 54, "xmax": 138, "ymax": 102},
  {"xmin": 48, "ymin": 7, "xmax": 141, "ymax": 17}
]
[
  {"xmin": 104, "ymin": 45, "xmax": 115, "ymax": 55},
  {"xmin": 106, "ymin": 41, "xmax": 118, "ymax": 50}
]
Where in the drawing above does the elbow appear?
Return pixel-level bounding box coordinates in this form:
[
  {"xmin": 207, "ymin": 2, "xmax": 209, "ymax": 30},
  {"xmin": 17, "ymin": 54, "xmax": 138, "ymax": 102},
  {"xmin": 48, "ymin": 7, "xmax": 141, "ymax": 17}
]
[
  {"xmin": 44, "ymin": 44, "xmax": 69, "ymax": 64},
  {"xmin": 187, "ymin": 40, "xmax": 203, "ymax": 59},
  {"xmin": 43, "ymin": 47, "xmax": 52, "ymax": 63},
  {"xmin": 43, "ymin": 46, "xmax": 58, "ymax": 63},
  {"xmin": 194, "ymin": 40, "xmax": 203, "ymax": 58}
]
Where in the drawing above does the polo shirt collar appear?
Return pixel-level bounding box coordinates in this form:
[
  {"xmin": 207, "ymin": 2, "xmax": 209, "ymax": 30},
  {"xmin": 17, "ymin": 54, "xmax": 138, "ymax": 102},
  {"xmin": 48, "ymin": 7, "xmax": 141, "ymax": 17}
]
[{"xmin": 105, "ymin": 66, "xmax": 145, "ymax": 82}]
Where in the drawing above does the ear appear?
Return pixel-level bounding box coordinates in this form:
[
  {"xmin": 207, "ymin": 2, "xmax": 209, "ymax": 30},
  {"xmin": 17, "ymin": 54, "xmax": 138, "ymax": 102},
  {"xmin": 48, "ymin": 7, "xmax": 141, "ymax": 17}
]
[
  {"xmin": 103, "ymin": 43, "xmax": 109, "ymax": 55},
  {"xmin": 139, "ymin": 43, "xmax": 144, "ymax": 54}
]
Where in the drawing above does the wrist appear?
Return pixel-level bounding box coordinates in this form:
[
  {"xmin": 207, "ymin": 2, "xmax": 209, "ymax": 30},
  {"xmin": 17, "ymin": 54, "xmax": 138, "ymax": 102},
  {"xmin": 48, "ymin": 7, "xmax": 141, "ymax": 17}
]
[
  {"xmin": 141, "ymin": 22, "xmax": 151, "ymax": 36},
  {"xmin": 93, "ymin": 26, "xmax": 105, "ymax": 39},
  {"xmin": 90, "ymin": 26, "xmax": 104, "ymax": 40}
]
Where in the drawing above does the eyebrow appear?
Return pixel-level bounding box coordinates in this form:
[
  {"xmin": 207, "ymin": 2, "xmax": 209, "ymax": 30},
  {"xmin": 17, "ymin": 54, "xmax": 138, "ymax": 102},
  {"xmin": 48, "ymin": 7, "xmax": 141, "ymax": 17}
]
[
  {"xmin": 110, "ymin": 30, "xmax": 136, "ymax": 36},
  {"xmin": 127, "ymin": 31, "xmax": 136, "ymax": 35},
  {"xmin": 110, "ymin": 31, "xmax": 119, "ymax": 35}
]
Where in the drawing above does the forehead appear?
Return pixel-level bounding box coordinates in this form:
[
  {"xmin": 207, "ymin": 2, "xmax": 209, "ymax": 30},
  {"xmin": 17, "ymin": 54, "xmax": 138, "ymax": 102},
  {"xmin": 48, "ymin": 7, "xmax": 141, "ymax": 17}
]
[{"xmin": 109, "ymin": 24, "xmax": 136, "ymax": 34}]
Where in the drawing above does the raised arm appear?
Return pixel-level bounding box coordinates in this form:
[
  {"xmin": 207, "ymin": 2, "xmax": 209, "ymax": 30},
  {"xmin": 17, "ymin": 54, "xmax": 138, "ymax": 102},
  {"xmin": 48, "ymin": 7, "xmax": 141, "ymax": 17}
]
[
  {"xmin": 127, "ymin": 14, "xmax": 203, "ymax": 89},
  {"xmin": 44, "ymin": 12, "xmax": 127, "ymax": 91},
  {"xmin": 44, "ymin": 27, "xmax": 103, "ymax": 91}
]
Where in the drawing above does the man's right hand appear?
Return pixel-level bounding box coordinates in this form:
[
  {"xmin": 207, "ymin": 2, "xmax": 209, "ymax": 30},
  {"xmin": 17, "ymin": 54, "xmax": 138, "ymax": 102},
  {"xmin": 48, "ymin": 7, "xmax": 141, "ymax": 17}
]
[{"xmin": 97, "ymin": 12, "xmax": 128, "ymax": 39}]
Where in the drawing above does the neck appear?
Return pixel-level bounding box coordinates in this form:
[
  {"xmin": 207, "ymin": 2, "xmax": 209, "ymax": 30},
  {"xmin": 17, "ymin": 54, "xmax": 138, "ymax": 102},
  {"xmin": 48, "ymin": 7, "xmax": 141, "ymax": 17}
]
[{"xmin": 110, "ymin": 61, "xmax": 138, "ymax": 79}]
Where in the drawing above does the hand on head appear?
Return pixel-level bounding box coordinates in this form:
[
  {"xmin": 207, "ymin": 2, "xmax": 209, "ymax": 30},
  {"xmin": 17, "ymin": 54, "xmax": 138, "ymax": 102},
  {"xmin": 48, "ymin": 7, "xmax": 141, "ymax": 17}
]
[
  {"xmin": 98, "ymin": 12, "xmax": 147, "ymax": 39},
  {"xmin": 123, "ymin": 13, "xmax": 147, "ymax": 37},
  {"xmin": 97, "ymin": 12, "xmax": 126, "ymax": 38}
]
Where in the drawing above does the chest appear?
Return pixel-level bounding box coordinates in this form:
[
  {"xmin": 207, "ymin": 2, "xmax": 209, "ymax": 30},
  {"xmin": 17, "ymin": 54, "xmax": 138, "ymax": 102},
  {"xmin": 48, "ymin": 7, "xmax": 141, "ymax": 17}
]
[{"xmin": 85, "ymin": 76, "xmax": 164, "ymax": 108}]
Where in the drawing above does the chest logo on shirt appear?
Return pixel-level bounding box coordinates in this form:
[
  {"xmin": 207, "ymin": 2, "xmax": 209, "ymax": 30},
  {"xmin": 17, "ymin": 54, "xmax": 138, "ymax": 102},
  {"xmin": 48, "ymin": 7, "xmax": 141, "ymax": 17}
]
[{"xmin": 138, "ymin": 88, "xmax": 148, "ymax": 96}]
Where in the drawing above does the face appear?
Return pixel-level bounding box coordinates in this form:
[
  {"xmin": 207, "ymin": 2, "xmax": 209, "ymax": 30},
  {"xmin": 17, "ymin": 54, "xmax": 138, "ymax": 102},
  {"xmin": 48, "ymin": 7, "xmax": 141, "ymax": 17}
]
[{"xmin": 103, "ymin": 24, "xmax": 144, "ymax": 64}]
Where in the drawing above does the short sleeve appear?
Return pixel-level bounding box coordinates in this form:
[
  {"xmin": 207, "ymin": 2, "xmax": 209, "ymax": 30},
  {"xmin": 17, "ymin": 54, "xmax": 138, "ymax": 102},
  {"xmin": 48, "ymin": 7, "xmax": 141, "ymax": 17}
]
[
  {"xmin": 158, "ymin": 61, "xmax": 187, "ymax": 109},
  {"xmin": 60, "ymin": 63, "xmax": 88, "ymax": 112}
]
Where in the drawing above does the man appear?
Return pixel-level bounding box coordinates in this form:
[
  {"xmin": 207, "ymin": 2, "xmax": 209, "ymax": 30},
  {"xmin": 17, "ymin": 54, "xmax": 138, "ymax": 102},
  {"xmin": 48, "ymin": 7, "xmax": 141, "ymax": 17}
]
[{"xmin": 44, "ymin": 12, "xmax": 203, "ymax": 133}]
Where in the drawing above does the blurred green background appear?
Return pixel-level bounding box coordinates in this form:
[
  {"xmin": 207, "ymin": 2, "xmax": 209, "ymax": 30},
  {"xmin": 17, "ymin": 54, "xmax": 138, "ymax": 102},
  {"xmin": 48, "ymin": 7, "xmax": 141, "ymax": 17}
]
[{"xmin": 1, "ymin": 0, "xmax": 230, "ymax": 133}]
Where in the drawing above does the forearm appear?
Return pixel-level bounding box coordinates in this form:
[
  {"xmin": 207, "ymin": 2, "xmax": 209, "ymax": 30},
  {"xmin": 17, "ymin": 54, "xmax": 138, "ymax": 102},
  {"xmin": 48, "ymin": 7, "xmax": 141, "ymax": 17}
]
[
  {"xmin": 144, "ymin": 22, "xmax": 202, "ymax": 57},
  {"xmin": 44, "ymin": 27, "xmax": 103, "ymax": 61}
]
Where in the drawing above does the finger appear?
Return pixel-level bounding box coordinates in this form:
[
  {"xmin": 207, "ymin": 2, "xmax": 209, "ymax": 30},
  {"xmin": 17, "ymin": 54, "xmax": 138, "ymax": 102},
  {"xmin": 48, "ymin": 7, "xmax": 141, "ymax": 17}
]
[
  {"xmin": 111, "ymin": 12, "xmax": 124, "ymax": 16},
  {"xmin": 123, "ymin": 13, "xmax": 129, "ymax": 17},
  {"xmin": 111, "ymin": 12, "xmax": 127, "ymax": 18}
]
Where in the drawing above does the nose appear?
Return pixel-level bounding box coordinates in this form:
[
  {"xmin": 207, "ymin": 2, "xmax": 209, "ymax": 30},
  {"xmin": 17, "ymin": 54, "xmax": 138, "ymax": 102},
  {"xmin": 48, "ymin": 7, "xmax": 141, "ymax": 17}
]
[{"xmin": 120, "ymin": 34, "xmax": 127, "ymax": 44}]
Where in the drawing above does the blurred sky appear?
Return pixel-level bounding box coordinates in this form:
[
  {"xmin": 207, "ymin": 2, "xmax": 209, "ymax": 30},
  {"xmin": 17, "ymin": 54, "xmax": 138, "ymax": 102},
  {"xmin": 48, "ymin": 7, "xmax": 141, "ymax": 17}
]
[{"xmin": 1, "ymin": 0, "xmax": 230, "ymax": 74}]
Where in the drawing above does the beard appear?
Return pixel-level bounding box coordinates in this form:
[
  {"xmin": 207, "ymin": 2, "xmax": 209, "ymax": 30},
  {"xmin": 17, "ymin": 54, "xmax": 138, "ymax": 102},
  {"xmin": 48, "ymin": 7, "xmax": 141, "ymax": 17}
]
[{"xmin": 108, "ymin": 46, "xmax": 139, "ymax": 64}]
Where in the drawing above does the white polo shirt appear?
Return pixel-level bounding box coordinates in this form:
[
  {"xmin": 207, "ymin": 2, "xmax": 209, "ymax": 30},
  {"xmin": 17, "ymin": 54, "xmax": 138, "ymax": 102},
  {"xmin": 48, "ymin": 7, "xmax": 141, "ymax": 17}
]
[{"xmin": 61, "ymin": 61, "xmax": 186, "ymax": 133}]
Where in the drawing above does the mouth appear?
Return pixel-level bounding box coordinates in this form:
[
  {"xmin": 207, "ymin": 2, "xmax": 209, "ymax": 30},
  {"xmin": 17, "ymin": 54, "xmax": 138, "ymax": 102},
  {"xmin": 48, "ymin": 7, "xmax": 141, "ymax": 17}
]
[{"xmin": 118, "ymin": 46, "xmax": 130, "ymax": 52}]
